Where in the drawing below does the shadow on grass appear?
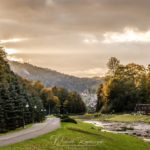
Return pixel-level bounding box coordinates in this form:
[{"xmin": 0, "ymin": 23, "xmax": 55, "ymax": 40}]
[
  {"xmin": 67, "ymin": 127, "xmax": 103, "ymax": 137},
  {"xmin": 67, "ymin": 127, "xmax": 119, "ymax": 142}
]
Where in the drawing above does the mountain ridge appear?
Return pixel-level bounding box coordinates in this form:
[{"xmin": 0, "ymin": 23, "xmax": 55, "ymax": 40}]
[{"xmin": 9, "ymin": 61, "xmax": 102, "ymax": 93}]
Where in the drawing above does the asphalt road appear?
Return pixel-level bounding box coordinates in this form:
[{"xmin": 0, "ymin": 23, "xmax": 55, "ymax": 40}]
[{"xmin": 0, "ymin": 118, "xmax": 60, "ymax": 147}]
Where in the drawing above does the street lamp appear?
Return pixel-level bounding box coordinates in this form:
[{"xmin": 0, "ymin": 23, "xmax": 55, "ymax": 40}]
[
  {"xmin": 26, "ymin": 103, "xmax": 29, "ymax": 108},
  {"xmin": 43, "ymin": 109, "xmax": 47, "ymax": 116},
  {"xmin": 40, "ymin": 109, "xmax": 44, "ymax": 121},
  {"xmin": 23, "ymin": 103, "xmax": 29, "ymax": 128},
  {"xmin": 49, "ymin": 103, "xmax": 51, "ymax": 115},
  {"xmin": 34, "ymin": 105, "xmax": 37, "ymax": 109},
  {"xmin": 32, "ymin": 105, "xmax": 37, "ymax": 123}
]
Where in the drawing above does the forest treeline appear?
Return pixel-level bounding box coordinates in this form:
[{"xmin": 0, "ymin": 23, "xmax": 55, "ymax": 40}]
[
  {"xmin": 0, "ymin": 47, "xmax": 86, "ymax": 133},
  {"xmin": 33, "ymin": 81, "xmax": 86, "ymax": 115},
  {"xmin": 96, "ymin": 57, "xmax": 150, "ymax": 113}
]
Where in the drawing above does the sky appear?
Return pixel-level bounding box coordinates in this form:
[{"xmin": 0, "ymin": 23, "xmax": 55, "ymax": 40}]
[{"xmin": 0, "ymin": 0, "xmax": 150, "ymax": 77}]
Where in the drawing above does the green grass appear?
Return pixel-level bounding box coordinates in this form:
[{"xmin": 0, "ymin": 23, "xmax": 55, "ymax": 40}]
[
  {"xmin": 72, "ymin": 114, "xmax": 150, "ymax": 123},
  {"xmin": 1, "ymin": 122, "xmax": 150, "ymax": 150},
  {"xmin": 0, "ymin": 124, "xmax": 33, "ymax": 136},
  {"xmin": 94, "ymin": 114, "xmax": 150, "ymax": 123}
]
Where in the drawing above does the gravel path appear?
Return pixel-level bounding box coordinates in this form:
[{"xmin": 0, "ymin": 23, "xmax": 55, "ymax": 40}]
[{"xmin": 0, "ymin": 118, "xmax": 60, "ymax": 147}]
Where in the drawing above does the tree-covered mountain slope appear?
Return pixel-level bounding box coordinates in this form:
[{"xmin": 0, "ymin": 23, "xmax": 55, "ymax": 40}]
[{"xmin": 9, "ymin": 61, "xmax": 102, "ymax": 93}]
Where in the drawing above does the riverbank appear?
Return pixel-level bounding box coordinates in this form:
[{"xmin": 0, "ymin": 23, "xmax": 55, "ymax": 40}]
[{"xmin": 84, "ymin": 120, "xmax": 150, "ymax": 142}]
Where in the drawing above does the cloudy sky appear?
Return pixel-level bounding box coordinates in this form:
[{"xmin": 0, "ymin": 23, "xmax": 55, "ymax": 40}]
[{"xmin": 0, "ymin": 0, "xmax": 150, "ymax": 77}]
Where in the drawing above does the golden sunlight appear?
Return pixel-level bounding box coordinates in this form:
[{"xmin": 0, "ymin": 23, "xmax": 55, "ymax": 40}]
[
  {"xmin": 7, "ymin": 56, "xmax": 24, "ymax": 62},
  {"xmin": 103, "ymin": 27, "xmax": 150, "ymax": 43},
  {"xmin": 5, "ymin": 48, "xmax": 18, "ymax": 55},
  {"xmin": 0, "ymin": 38, "xmax": 27, "ymax": 44}
]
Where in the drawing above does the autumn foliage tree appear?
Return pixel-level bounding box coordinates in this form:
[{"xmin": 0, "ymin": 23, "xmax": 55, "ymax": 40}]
[
  {"xmin": 33, "ymin": 82, "xmax": 86, "ymax": 115},
  {"xmin": 96, "ymin": 57, "xmax": 150, "ymax": 113}
]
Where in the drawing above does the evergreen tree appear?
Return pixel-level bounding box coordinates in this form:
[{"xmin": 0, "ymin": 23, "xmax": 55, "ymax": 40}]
[{"xmin": 0, "ymin": 47, "xmax": 45, "ymax": 132}]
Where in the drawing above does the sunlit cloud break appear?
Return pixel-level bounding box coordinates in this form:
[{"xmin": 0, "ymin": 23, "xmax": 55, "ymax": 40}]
[
  {"xmin": 5, "ymin": 48, "xmax": 18, "ymax": 55},
  {"xmin": 0, "ymin": 38, "xmax": 27, "ymax": 44},
  {"xmin": 7, "ymin": 56, "xmax": 24, "ymax": 63},
  {"xmin": 81, "ymin": 33, "xmax": 99, "ymax": 44},
  {"xmin": 102, "ymin": 28, "xmax": 150, "ymax": 43},
  {"xmin": 83, "ymin": 38, "xmax": 99, "ymax": 44}
]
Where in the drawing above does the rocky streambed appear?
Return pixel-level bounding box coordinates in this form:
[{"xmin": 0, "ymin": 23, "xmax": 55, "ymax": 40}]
[{"xmin": 84, "ymin": 120, "xmax": 150, "ymax": 142}]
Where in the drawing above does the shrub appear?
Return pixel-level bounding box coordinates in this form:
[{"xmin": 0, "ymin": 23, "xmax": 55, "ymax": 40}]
[
  {"xmin": 55, "ymin": 115, "xmax": 77, "ymax": 124},
  {"xmin": 61, "ymin": 117, "xmax": 77, "ymax": 124}
]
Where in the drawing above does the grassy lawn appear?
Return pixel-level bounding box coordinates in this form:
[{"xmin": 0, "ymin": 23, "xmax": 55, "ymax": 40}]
[
  {"xmin": 1, "ymin": 122, "xmax": 150, "ymax": 150},
  {"xmin": 94, "ymin": 114, "xmax": 150, "ymax": 123},
  {"xmin": 72, "ymin": 114, "xmax": 150, "ymax": 123}
]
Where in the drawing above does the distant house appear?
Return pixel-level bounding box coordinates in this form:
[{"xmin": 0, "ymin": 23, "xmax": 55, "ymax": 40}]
[{"xmin": 135, "ymin": 104, "xmax": 150, "ymax": 115}]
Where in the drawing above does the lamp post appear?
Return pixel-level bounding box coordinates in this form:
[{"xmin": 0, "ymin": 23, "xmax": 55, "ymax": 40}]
[
  {"xmin": 41, "ymin": 109, "xmax": 44, "ymax": 121},
  {"xmin": 34, "ymin": 105, "xmax": 37, "ymax": 109},
  {"xmin": 25, "ymin": 103, "xmax": 29, "ymax": 123},
  {"xmin": 23, "ymin": 103, "xmax": 29, "ymax": 128},
  {"xmin": 49, "ymin": 103, "xmax": 51, "ymax": 115},
  {"xmin": 32, "ymin": 105, "xmax": 37, "ymax": 123}
]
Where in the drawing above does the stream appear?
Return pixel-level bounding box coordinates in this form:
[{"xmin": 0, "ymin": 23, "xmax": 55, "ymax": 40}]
[{"xmin": 84, "ymin": 120, "xmax": 150, "ymax": 142}]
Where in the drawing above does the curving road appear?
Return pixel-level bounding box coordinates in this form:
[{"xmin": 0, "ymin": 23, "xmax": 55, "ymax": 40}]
[{"xmin": 0, "ymin": 118, "xmax": 60, "ymax": 147}]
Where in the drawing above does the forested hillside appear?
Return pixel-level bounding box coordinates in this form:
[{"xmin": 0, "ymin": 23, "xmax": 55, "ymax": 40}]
[
  {"xmin": 9, "ymin": 61, "xmax": 102, "ymax": 93},
  {"xmin": 0, "ymin": 47, "xmax": 45, "ymax": 132},
  {"xmin": 96, "ymin": 57, "xmax": 150, "ymax": 113}
]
